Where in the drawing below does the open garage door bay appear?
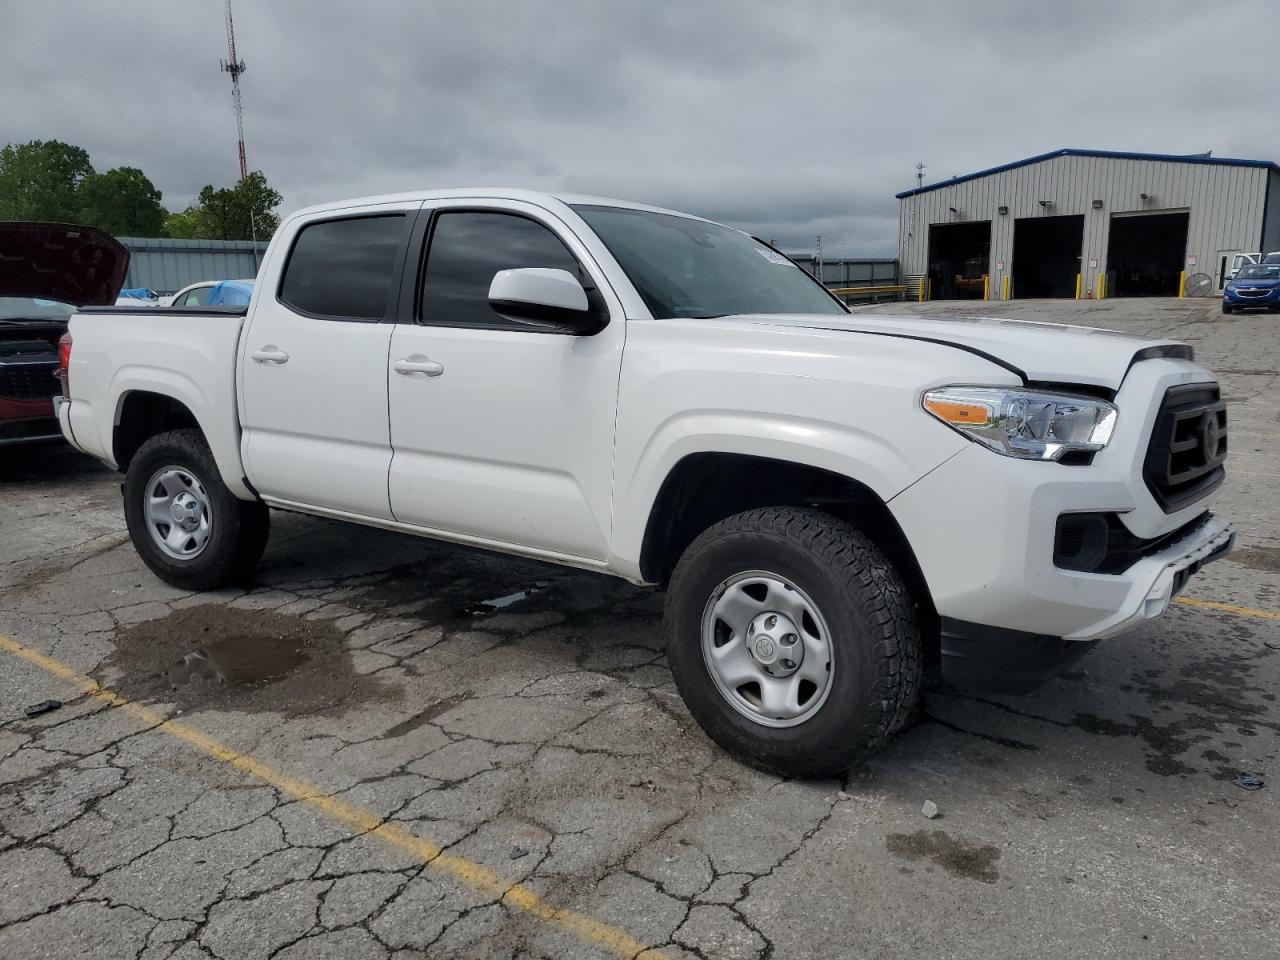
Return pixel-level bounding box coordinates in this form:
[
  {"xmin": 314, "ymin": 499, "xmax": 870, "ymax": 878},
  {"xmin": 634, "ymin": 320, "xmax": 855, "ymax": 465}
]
[
  {"xmin": 927, "ymin": 221, "xmax": 990, "ymax": 299},
  {"xmin": 1107, "ymin": 210, "xmax": 1190, "ymax": 297},
  {"xmin": 1013, "ymin": 215, "xmax": 1084, "ymax": 298}
]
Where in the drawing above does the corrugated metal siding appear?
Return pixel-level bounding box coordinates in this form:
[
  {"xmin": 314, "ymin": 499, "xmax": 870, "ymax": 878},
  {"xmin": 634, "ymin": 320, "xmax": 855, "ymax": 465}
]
[
  {"xmin": 118, "ymin": 236, "xmax": 269, "ymax": 294},
  {"xmin": 899, "ymin": 155, "xmax": 1270, "ymax": 297},
  {"xmin": 787, "ymin": 256, "xmax": 898, "ymax": 286},
  {"xmin": 1262, "ymin": 170, "xmax": 1280, "ymax": 255}
]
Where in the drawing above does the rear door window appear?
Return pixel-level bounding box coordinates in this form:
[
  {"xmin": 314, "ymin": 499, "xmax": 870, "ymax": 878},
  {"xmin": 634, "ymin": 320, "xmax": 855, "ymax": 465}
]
[{"xmin": 279, "ymin": 214, "xmax": 408, "ymax": 321}]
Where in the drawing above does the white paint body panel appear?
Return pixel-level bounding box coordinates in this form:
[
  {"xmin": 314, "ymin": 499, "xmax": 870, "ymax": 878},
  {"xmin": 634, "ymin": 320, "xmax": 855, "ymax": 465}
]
[
  {"xmin": 237, "ymin": 199, "xmax": 419, "ymax": 519},
  {"xmin": 386, "ymin": 198, "xmax": 625, "ymax": 560},
  {"xmin": 62, "ymin": 310, "xmax": 252, "ymax": 499},
  {"xmin": 891, "ymin": 358, "xmax": 1227, "ymax": 640},
  {"xmin": 60, "ymin": 187, "xmax": 1231, "ymax": 651}
]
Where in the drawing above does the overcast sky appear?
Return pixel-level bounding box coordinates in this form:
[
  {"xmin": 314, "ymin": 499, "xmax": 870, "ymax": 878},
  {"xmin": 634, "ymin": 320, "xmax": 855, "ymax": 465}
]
[{"xmin": 3, "ymin": 0, "xmax": 1276, "ymax": 255}]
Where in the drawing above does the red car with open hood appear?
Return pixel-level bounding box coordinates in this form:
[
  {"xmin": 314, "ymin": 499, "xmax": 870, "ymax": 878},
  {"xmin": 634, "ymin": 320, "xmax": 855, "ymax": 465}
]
[{"xmin": 0, "ymin": 222, "xmax": 128, "ymax": 446}]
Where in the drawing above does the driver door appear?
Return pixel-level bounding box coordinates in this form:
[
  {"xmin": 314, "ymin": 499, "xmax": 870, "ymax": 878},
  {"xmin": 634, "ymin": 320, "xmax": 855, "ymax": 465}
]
[{"xmin": 386, "ymin": 200, "xmax": 624, "ymax": 560}]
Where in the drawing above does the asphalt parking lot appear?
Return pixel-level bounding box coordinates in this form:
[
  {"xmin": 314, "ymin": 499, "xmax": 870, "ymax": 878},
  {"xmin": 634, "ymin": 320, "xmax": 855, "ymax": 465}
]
[{"xmin": 1, "ymin": 297, "xmax": 1277, "ymax": 960}]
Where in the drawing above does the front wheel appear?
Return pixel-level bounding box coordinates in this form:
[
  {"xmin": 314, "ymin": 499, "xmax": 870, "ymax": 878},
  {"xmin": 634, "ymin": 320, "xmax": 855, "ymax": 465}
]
[
  {"xmin": 123, "ymin": 428, "xmax": 269, "ymax": 590},
  {"xmin": 1221, "ymin": 303, "xmax": 1234, "ymax": 314},
  {"xmin": 664, "ymin": 507, "xmax": 921, "ymax": 777}
]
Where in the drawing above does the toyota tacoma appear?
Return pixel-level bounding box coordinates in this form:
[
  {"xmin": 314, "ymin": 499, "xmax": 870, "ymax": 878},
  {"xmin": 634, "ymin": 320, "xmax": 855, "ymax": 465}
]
[{"xmin": 47, "ymin": 190, "xmax": 1234, "ymax": 775}]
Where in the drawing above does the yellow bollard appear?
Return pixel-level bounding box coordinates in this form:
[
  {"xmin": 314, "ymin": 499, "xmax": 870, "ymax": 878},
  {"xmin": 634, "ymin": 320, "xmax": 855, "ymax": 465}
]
[
  {"xmin": 1178, "ymin": 270, "xmax": 1186, "ymax": 298},
  {"xmin": 1075, "ymin": 273, "xmax": 1082, "ymax": 300},
  {"xmin": 1002, "ymin": 275, "xmax": 1011, "ymax": 301},
  {"xmin": 1097, "ymin": 272, "xmax": 1106, "ymax": 299},
  {"xmin": 983, "ymin": 274, "xmax": 990, "ymax": 301}
]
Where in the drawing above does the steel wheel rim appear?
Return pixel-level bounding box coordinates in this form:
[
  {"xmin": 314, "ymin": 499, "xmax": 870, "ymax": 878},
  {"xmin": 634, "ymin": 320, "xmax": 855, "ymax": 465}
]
[
  {"xmin": 700, "ymin": 570, "xmax": 835, "ymax": 728},
  {"xmin": 144, "ymin": 466, "xmax": 213, "ymax": 561}
]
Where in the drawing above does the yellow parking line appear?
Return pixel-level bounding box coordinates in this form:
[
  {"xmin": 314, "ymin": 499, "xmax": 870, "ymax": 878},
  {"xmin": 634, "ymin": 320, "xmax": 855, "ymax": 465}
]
[
  {"xmin": 0, "ymin": 633, "xmax": 661, "ymax": 959},
  {"xmin": 1175, "ymin": 596, "xmax": 1280, "ymax": 622}
]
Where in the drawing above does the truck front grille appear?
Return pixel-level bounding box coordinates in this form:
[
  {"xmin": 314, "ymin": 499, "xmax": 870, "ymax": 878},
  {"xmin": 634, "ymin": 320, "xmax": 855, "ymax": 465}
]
[
  {"xmin": 1143, "ymin": 384, "xmax": 1227, "ymax": 513},
  {"xmin": 0, "ymin": 360, "xmax": 58, "ymax": 400}
]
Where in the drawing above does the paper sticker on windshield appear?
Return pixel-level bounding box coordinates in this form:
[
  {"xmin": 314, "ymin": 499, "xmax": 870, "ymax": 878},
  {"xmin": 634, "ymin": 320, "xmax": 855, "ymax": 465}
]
[{"xmin": 757, "ymin": 249, "xmax": 791, "ymax": 265}]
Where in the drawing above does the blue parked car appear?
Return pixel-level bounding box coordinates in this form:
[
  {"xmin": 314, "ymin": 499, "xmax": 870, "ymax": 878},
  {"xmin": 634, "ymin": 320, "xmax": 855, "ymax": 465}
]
[
  {"xmin": 206, "ymin": 279, "xmax": 254, "ymax": 306},
  {"xmin": 1223, "ymin": 263, "xmax": 1280, "ymax": 313}
]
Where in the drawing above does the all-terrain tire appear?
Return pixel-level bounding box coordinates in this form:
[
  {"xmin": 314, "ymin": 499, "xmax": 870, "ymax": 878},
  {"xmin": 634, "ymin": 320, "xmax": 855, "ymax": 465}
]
[
  {"xmin": 664, "ymin": 506, "xmax": 921, "ymax": 777},
  {"xmin": 122, "ymin": 428, "xmax": 269, "ymax": 590}
]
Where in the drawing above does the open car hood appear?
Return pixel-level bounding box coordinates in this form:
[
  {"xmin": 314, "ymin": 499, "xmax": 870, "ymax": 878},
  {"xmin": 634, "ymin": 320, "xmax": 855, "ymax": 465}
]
[{"xmin": 0, "ymin": 222, "xmax": 130, "ymax": 306}]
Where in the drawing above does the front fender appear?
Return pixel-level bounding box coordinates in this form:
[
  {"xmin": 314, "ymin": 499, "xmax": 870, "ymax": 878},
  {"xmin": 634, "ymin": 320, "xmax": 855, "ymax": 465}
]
[{"xmin": 608, "ymin": 410, "xmax": 964, "ymax": 580}]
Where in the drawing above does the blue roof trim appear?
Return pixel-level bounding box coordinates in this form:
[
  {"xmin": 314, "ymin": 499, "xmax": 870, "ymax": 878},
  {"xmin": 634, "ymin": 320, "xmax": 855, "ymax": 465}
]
[{"xmin": 895, "ymin": 148, "xmax": 1280, "ymax": 199}]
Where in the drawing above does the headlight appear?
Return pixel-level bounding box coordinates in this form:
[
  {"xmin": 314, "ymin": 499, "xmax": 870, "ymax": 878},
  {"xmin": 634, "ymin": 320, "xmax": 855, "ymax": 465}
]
[{"xmin": 922, "ymin": 386, "xmax": 1117, "ymax": 461}]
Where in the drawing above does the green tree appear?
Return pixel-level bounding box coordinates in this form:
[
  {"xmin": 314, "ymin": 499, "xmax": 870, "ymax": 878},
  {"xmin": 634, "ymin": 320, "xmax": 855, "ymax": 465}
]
[
  {"xmin": 162, "ymin": 207, "xmax": 208, "ymax": 239},
  {"xmin": 0, "ymin": 140, "xmax": 93, "ymax": 221},
  {"xmin": 169, "ymin": 171, "xmax": 283, "ymax": 241},
  {"xmin": 76, "ymin": 166, "xmax": 167, "ymax": 236}
]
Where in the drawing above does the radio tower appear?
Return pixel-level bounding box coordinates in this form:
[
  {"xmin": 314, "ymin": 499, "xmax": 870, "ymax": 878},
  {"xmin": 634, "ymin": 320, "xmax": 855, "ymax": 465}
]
[{"xmin": 220, "ymin": 0, "xmax": 248, "ymax": 180}]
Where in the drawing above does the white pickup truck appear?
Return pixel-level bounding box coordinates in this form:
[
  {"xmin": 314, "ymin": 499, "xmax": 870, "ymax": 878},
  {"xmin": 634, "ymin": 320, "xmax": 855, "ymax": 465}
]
[{"xmin": 51, "ymin": 189, "xmax": 1234, "ymax": 775}]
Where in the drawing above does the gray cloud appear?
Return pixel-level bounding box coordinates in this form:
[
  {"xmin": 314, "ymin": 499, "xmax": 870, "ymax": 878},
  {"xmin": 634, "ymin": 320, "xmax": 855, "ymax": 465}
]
[{"xmin": 3, "ymin": 0, "xmax": 1276, "ymax": 254}]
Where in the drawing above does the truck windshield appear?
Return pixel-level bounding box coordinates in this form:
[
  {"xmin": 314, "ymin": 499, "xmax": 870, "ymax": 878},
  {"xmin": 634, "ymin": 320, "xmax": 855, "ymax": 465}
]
[{"xmin": 573, "ymin": 205, "xmax": 846, "ymax": 319}]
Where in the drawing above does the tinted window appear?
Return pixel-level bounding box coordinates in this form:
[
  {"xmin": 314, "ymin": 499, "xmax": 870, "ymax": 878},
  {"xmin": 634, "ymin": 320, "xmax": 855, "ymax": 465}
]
[
  {"xmin": 177, "ymin": 287, "xmax": 211, "ymax": 307},
  {"xmin": 573, "ymin": 205, "xmax": 845, "ymax": 319},
  {"xmin": 420, "ymin": 212, "xmax": 580, "ymax": 328},
  {"xmin": 280, "ymin": 215, "xmax": 406, "ymax": 320}
]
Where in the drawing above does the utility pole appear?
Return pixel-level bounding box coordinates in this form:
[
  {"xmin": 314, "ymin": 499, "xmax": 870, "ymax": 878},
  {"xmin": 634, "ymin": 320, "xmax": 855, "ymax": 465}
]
[
  {"xmin": 815, "ymin": 235, "xmax": 823, "ymax": 284},
  {"xmin": 220, "ymin": 0, "xmax": 248, "ymax": 180}
]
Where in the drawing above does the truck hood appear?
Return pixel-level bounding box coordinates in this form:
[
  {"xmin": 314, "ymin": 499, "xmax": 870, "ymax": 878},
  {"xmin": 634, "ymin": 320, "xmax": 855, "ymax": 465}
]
[
  {"xmin": 736, "ymin": 312, "xmax": 1192, "ymax": 390},
  {"xmin": 0, "ymin": 222, "xmax": 129, "ymax": 306}
]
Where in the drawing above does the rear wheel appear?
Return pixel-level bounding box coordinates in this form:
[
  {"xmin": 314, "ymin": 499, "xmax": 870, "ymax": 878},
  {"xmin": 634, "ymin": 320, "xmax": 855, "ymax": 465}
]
[
  {"xmin": 664, "ymin": 507, "xmax": 921, "ymax": 777},
  {"xmin": 123, "ymin": 428, "xmax": 269, "ymax": 590}
]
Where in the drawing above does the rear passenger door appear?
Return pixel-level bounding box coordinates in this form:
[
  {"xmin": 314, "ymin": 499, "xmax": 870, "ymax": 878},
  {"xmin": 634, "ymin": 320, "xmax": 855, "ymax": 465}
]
[
  {"xmin": 385, "ymin": 200, "xmax": 625, "ymax": 560},
  {"xmin": 239, "ymin": 203, "xmax": 418, "ymax": 519}
]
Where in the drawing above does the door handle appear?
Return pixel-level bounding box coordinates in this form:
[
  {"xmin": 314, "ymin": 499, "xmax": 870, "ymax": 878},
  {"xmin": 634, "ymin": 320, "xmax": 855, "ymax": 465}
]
[
  {"xmin": 393, "ymin": 356, "xmax": 444, "ymax": 377},
  {"xmin": 250, "ymin": 346, "xmax": 290, "ymax": 364}
]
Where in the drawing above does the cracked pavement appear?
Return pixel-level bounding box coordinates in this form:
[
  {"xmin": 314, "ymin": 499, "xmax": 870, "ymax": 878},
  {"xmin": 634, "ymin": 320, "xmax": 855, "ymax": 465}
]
[{"xmin": 1, "ymin": 297, "xmax": 1277, "ymax": 958}]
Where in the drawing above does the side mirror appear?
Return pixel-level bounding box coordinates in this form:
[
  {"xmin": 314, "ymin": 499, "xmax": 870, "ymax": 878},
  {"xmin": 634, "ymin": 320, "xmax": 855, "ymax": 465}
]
[{"xmin": 488, "ymin": 268, "xmax": 605, "ymax": 334}]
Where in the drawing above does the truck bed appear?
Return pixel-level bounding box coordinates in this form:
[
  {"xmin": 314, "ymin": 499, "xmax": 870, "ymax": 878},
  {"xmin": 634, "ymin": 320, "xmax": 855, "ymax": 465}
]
[{"xmin": 62, "ymin": 305, "xmax": 253, "ymax": 497}]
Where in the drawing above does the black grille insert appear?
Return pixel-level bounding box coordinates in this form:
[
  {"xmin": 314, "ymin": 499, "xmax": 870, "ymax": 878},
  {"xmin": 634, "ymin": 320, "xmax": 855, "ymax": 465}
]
[
  {"xmin": 0, "ymin": 359, "xmax": 58, "ymax": 400},
  {"xmin": 1143, "ymin": 384, "xmax": 1226, "ymax": 513}
]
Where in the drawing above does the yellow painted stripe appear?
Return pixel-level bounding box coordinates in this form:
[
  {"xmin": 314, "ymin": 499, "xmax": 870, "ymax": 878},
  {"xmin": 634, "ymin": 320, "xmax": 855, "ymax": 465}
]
[
  {"xmin": 0, "ymin": 632, "xmax": 661, "ymax": 959},
  {"xmin": 1175, "ymin": 596, "xmax": 1280, "ymax": 622}
]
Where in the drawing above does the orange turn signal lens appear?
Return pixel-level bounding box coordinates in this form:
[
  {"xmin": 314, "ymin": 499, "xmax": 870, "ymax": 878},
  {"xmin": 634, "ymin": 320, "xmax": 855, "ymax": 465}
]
[{"xmin": 922, "ymin": 397, "xmax": 991, "ymax": 425}]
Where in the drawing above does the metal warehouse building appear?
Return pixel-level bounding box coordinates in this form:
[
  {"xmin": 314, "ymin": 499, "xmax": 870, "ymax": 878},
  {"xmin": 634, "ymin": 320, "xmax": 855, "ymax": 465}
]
[
  {"xmin": 118, "ymin": 236, "xmax": 268, "ymax": 294},
  {"xmin": 897, "ymin": 148, "xmax": 1280, "ymax": 301}
]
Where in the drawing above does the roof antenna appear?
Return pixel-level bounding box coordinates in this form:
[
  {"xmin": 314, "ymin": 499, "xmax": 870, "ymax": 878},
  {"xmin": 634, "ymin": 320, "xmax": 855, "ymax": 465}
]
[{"xmin": 915, "ymin": 161, "xmax": 925, "ymax": 188}]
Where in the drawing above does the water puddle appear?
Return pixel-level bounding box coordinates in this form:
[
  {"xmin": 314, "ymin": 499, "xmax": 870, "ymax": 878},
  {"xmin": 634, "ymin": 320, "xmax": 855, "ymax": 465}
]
[
  {"xmin": 167, "ymin": 636, "xmax": 307, "ymax": 687},
  {"xmin": 466, "ymin": 581, "xmax": 550, "ymax": 616},
  {"xmin": 103, "ymin": 604, "xmax": 398, "ymax": 715}
]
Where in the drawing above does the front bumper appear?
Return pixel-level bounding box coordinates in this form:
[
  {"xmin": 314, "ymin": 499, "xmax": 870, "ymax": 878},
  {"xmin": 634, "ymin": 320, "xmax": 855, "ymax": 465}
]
[
  {"xmin": 0, "ymin": 395, "xmax": 61, "ymax": 446},
  {"xmin": 1224, "ymin": 287, "xmax": 1280, "ymax": 307},
  {"xmin": 890, "ymin": 360, "xmax": 1235, "ymax": 689},
  {"xmin": 936, "ymin": 514, "xmax": 1235, "ymax": 690}
]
